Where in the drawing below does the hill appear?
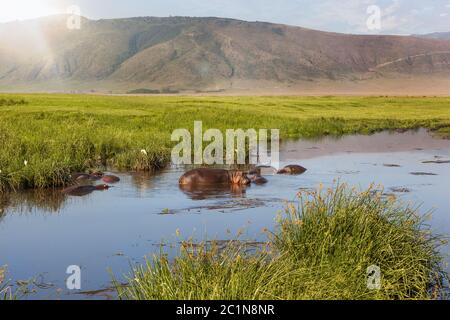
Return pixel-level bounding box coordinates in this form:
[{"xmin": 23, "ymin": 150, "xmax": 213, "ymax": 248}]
[
  {"xmin": 1, "ymin": 16, "xmax": 450, "ymax": 94},
  {"xmin": 421, "ymin": 32, "xmax": 450, "ymax": 40}
]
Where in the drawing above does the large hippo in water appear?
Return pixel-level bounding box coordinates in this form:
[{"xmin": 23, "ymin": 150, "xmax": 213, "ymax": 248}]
[
  {"xmin": 277, "ymin": 165, "xmax": 307, "ymax": 175},
  {"xmin": 179, "ymin": 168, "xmax": 251, "ymax": 186}
]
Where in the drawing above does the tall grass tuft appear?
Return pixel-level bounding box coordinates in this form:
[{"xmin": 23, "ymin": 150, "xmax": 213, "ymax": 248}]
[
  {"xmin": 273, "ymin": 184, "xmax": 448, "ymax": 299},
  {"xmin": 115, "ymin": 184, "xmax": 448, "ymax": 300}
]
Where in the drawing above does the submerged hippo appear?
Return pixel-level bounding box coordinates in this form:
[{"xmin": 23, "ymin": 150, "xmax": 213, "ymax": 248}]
[
  {"xmin": 179, "ymin": 168, "xmax": 251, "ymax": 186},
  {"xmin": 71, "ymin": 172, "xmax": 103, "ymax": 182},
  {"xmin": 251, "ymin": 176, "xmax": 268, "ymax": 185},
  {"xmin": 62, "ymin": 184, "xmax": 111, "ymax": 197},
  {"xmin": 90, "ymin": 171, "xmax": 104, "ymax": 178},
  {"xmin": 102, "ymin": 175, "xmax": 121, "ymax": 183},
  {"xmin": 277, "ymin": 165, "xmax": 307, "ymax": 175}
]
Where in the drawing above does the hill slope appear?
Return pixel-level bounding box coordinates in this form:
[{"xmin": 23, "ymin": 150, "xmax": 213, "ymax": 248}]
[
  {"xmin": 1, "ymin": 16, "xmax": 450, "ymax": 93},
  {"xmin": 421, "ymin": 32, "xmax": 450, "ymax": 40}
]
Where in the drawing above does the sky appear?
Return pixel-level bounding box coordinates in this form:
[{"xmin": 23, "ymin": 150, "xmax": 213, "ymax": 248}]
[{"xmin": 0, "ymin": 0, "xmax": 449, "ymax": 35}]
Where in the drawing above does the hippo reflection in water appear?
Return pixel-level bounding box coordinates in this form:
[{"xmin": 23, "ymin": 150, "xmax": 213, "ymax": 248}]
[
  {"xmin": 180, "ymin": 183, "xmax": 248, "ymax": 200},
  {"xmin": 179, "ymin": 168, "xmax": 251, "ymax": 200},
  {"xmin": 62, "ymin": 184, "xmax": 111, "ymax": 197}
]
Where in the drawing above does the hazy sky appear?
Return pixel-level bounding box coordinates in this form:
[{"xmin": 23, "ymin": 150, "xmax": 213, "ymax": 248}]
[{"xmin": 1, "ymin": 0, "xmax": 449, "ymax": 34}]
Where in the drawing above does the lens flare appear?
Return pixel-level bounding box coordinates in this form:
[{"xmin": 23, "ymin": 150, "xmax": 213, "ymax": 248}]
[{"xmin": 0, "ymin": 0, "xmax": 61, "ymax": 23}]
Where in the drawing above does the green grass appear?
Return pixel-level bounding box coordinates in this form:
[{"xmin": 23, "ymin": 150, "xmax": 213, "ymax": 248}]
[
  {"xmin": 1, "ymin": 94, "xmax": 450, "ymax": 191},
  {"xmin": 115, "ymin": 184, "xmax": 449, "ymax": 300}
]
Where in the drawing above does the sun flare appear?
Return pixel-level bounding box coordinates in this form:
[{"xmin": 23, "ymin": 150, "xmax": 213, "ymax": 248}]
[{"xmin": 0, "ymin": 0, "xmax": 61, "ymax": 23}]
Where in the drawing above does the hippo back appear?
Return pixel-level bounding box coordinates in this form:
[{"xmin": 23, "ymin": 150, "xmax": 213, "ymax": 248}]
[{"xmin": 179, "ymin": 168, "xmax": 230, "ymax": 185}]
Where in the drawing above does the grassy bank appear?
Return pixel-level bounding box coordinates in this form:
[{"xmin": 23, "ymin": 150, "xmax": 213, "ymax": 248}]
[
  {"xmin": 1, "ymin": 94, "xmax": 450, "ymax": 191},
  {"xmin": 115, "ymin": 184, "xmax": 449, "ymax": 300}
]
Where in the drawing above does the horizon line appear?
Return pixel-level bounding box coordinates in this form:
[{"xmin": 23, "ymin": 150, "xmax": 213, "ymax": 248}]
[{"xmin": 2, "ymin": 13, "xmax": 448, "ymax": 37}]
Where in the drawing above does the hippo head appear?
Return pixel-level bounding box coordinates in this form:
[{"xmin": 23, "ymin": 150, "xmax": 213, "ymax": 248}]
[{"xmin": 230, "ymin": 171, "xmax": 251, "ymax": 185}]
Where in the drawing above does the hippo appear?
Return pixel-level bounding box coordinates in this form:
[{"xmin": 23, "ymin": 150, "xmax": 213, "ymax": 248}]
[
  {"xmin": 251, "ymin": 176, "xmax": 268, "ymax": 185},
  {"xmin": 277, "ymin": 165, "xmax": 307, "ymax": 175},
  {"xmin": 71, "ymin": 173, "xmax": 88, "ymax": 181},
  {"xmin": 90, "ymin": 171, "xmax": 104, "ymax": 179},
  {"xmin": 62, "ymin": 184, "xmax": 111, "ymax": 197},
  {"xmin": 102, "ymin": 175, "xmax": 121, "ymax": 183},
  {"xmin": 179, "ymin": 168, "xmax": 251, "ymax": 186},
  {"xmin": 71, "ymin": 172, "xmax": 103, "ymax": 182},
  {"xmin": 247, "ymin": 168, "xmax": 269, "ymax": 185}
]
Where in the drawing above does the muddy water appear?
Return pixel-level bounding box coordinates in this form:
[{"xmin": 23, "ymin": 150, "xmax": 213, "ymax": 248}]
[{"xmin": 1, "ymin": 129, "xmax": 450, "ymax": 300}]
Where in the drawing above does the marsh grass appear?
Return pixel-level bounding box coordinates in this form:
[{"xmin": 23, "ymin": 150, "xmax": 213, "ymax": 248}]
[
  {"xmin": 0, "ymin": 266, "xmax": 19, "ymax": 301},
  {"xmin": 0, "ymin": 266, "xmax": 9, "ymax": 300},
  {"xmin": 115, "ymin": 184, "xmax": 449, "ymax": 300},
  {"xmin": 1, "ymin": 94, "xmax": 450, "ymax": 191}
]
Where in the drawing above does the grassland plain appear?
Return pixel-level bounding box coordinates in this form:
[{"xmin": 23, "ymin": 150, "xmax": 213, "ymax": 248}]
[
  {"xmin": 1, "ymin": 94, "xmax": 450, "ymax": 191},
  {"xmin": 115, "ymin": 185, "xmax": 449, "ymax": 300}
]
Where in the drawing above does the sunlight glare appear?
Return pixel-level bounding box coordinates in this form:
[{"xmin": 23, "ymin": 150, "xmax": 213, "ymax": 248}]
[{"xmin": 0, "ymin": 0, "xmax": 62, "ymax": 23}]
